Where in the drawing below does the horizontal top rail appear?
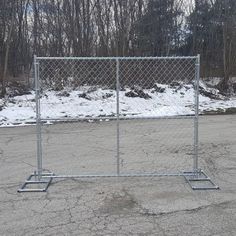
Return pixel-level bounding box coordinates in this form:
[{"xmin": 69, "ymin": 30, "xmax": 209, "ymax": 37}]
[{"xmin": 35, "ymin": 56, "xmax": 198, "ymax": 60}]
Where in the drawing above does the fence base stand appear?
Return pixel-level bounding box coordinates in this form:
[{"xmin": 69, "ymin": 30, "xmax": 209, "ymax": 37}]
[
  {"xmin": 183, "ymin": 170, "xmax": 219, "ymax": 190},
  {"xmin": 18, "ymin": 170, "xmax": 219, "ymax": 192},
  {"xmin": 17, "ymin": 172, "xmax": 54, "ymax": 192}
]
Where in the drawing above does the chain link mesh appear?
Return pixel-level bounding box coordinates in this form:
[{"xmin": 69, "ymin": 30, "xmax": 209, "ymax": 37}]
[{"xmin": 36, "ymin": 57, "xmax": 198, "ymax": 175}]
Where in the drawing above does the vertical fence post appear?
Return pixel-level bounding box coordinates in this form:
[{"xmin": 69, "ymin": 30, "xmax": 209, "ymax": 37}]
[
  {"xmin": 193, "ymin": 54, "xmax": 200, "ymax": 174},
  {"xmin": 116, "ymin": 58, "xmax": 120, "ymax": 176},
  {"xmin": 34, "ymin": 55, "xmax": 43, "ymax": 180}
]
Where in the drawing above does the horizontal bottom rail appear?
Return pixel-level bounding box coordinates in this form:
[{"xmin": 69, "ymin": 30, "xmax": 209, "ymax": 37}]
[{"xmin": 48, "ymin": 172, "xmax": 193, "ymax": 178}]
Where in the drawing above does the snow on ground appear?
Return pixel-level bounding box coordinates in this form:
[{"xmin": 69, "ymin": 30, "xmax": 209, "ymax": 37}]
[{"xmin": 0, "ymin": 81, "xmax": 235, "ymax": 127}]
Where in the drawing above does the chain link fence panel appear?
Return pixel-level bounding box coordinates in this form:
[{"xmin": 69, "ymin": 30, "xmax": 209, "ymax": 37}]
[{"xmin": 35, "ymin": 56, "xmax": 199, "ymax": 177}]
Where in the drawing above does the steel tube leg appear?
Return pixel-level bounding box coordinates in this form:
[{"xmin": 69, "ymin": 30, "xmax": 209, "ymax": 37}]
[
  {"xmin": 116, "ymin": 58, "xmax": 120, "ymax": 176},
  {"xmin": 34, "ymin": 55, "xmax": 43, "ymax": 180},
  {"xmin": 193, "ymin": 54, "xmax": 200, "ymax": 175}
]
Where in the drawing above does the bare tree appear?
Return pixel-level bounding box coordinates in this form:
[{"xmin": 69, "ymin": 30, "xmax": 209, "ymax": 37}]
[
  {"xmin": 1, "ymin": 0, "xmax": 15, "ymax": 96},
  {"xmin": 0, "ymin": 0, "xmax": 235, "ymax": 92}
]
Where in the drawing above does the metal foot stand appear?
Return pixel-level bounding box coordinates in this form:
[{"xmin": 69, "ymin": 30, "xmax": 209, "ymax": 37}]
[
  {"xmin": 183, "ymin": 170, "xmax": 219, "ymax": 190},
  {"xmin": 18, "ymin": 172, "xmax": 54, "ymax": 192}
]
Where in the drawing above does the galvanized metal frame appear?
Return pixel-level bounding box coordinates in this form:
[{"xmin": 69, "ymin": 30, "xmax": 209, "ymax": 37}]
[
  {"xmin": 193, "ymin": 54, "xmax": 200, "ymax": 173},
  {"xmin": 116, "ymin": 58, "xmax": 120, "ymax": 176},
  {"xmin": 18, "ymin": 55, "xmax": 219, "ymax": 192},
  {"xmin": 35, "ymin": 55, "xmax": 43, "ymax": 181}
]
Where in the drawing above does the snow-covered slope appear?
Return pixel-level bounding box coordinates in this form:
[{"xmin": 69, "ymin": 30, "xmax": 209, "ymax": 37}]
[{"xmin": 0, "ymin": 82, "xmax": 235, "ymax": 127}]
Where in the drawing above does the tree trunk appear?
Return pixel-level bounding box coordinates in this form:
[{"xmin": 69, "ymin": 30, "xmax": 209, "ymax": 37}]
[
  {"xmin": 2, "ymin": 3, "xmax": 14, "ymax": 97},
  {"xmin": 217, "ymin": 2, "xmax": 231, "ymax": 94}
]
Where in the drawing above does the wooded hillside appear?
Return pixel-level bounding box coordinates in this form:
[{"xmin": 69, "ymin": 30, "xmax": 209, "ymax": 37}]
[{"xmin": 0, "ymin": 0, "xmax": 236, "ymax": 95}]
